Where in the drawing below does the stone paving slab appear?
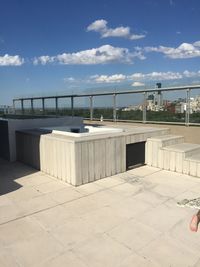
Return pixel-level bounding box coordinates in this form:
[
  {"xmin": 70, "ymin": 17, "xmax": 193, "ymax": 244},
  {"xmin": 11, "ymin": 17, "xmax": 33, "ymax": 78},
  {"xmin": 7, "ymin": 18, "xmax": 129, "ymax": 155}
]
[{"xmin": 1, "ymin": 158, "xmax": 200, "ymax": 266}]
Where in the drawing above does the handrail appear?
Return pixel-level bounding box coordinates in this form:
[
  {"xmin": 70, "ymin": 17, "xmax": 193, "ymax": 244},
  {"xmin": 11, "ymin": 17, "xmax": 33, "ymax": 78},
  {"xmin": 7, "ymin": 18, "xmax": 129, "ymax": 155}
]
[
  {"xmin": 11, "ymin": 84, "xmax": 200, "ymax": 126},
  {"xmin": 13, "ymin": 84, "xmax": 200, "ymax": 101}
]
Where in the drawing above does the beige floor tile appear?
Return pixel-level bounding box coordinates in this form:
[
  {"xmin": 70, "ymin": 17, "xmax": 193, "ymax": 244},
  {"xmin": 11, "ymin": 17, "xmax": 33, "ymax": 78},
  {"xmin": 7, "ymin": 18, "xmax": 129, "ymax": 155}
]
[
  {"xmin": 0, "ymin": 195, "xmax": 14, "ymax": 207},
  {"xmin": 110, "ymin": 182, "xmax": 143, "ymax": 197},
  {"xmin": 95, "ymin": 177, "xmax": 125, "ymax": 188},
  {"xmin": 2, "ymin": 161, "xmax": 200, "ymax": 267},
  {"xmin": 6, "ymin": 186, "xmax": 42, "ymax": 202},
  {"xmin": 74, "ymin": 182, "xmax": 104, "ymax": 195},
  {"xmin": 16, "ymin": 173, "xmax": 53, "ymax": 187},
  {"xmin": 31, "ymin": 205, "xmax": 73, "ymax": 230},
  {"xmin": 85, "ymin": 189, "xmax": 125, "ymax": 206},
  {"xmin": 120, "ymin": 252, "xmax": 160, "ymax": 267},
  {"xmin": 128, "ymin": 166, "xmax": 160, "ymax": 177},
  {"xmin": 115, "ymin": 172, "xmax": 138, "ymax": 180},
  {"xmin": 81, "ymin": 206, "xmax": 126, "ymax": 234},
  {"xmin": 132, "ymin": 190, "xmax": 169, "ymax": 206},
  {"xmin": 51, "ymin": 218, "xmax": 90, "ymax": 249},
  {"xmin": 108, "ymin": 219, "xmax": 161, "ymax": 251},
  {"xmin": 72, "ymin": 234, "xmax": 132, "ymax": 267},
  {"xmin": 138, "ymin": 235, "xmax": 199, "ymax": 267},
  {"xmin": 145, "ymin": 170, "xmax": 199, "ymax": 189},
  {"xmin": 38, "ymin": 251, "xmax": 88, "ymax": 267},
  {"xmin": 109, "ymin": 197, "xmax": 152, "ymax": 220},
  {"xmin": 9, "ymin": 232, "xmax": 64, "ymax": 267},
  {"xmin": 168, "ymin": 212, "xmax": 200, "ymax": 254},
  {"xmin": 0, "ymin": 248, "xmax": 20, "ymax": 267},
  {"xmin": 174, "ymin": 190, "xmax": 200, "ymax": 203},
  {"xmin": 136, "ymin": 202, "xmax": 189, "ymax": 232},
  {"xmin": 34, "ymin": 180, "xmax": 68, "ymax": 194},
  {"xmin": 189, "ymin": 183, "xmax": 200, "ymax": 194},
  {"xmin": 0, "ymin": 216, "xmax": 44, "ymax": 247},
  {"xmin": 150, "ymin": 183, "xmax": 188, "ymax": 198},
  {"xmin": 61, "ymin": 190, "xmax": 124, "ymax": 218},
  {"xmin": 62, "ymin": 195, "xmax": 104, "ymax": 217},
  {"xmin": 16, "ymin": 194, "xmax": 58, "ymax": 217},
  {"xmin": 193, "ymin": 258, "xmax": 200, "ymax": 267},
  {"xmin": 47, "ymin": 187, "xmax": 83, "ymax": 204},
  {"xmin": 0, "ymin": 204, "xmax": 21, "ymax": 224}
]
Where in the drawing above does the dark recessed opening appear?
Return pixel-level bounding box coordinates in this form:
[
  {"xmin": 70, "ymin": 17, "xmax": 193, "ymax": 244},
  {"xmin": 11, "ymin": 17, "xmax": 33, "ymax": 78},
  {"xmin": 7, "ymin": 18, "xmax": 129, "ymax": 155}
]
[
  {"xmin": 126, "ymin": 142, "xmax": 145, "ymax": 170},
  {"xmin": 71, "ymin": 128, "xmax": 80, "ymax": 133}
]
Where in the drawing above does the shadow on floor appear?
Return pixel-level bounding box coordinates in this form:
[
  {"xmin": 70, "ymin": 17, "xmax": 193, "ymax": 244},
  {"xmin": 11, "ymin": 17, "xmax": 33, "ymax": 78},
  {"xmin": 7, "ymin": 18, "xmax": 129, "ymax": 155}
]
[{"xmin": 0, "ymin": 158, "xmax": 38, "ymax": 195}]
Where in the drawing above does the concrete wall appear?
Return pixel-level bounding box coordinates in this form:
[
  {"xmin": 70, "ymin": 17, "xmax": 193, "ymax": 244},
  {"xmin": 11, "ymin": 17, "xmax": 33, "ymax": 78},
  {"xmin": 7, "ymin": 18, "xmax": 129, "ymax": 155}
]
[
  {"xmin": 0, "ymin": 120, "xmax": 10, "ymax": 160},
  {"xmin": 6, "ymin": 116, "xmax": 83, "ymax": 161},
  {"xmin": 39, "ymin": 134, "xmax": 76, "ymax": 185},
  {"xmin": 16, "ymin": 126, "xmax": 169, "ymax": 186},
  {"xmin": 16, "ymin": 131, "xmax": 41, "ymax": 169},
  {"xmin": 30, "ymin": 134, "xmax": 126, "ymax": 186}
]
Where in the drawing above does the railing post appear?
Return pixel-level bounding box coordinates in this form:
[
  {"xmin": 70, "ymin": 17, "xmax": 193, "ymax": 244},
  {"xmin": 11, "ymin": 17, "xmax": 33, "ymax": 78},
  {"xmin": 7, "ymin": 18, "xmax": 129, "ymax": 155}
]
[
  {"xmin": 55, "ymin": 97, "xmax": 58, "ymax": 116},
  {"xmin": 71, "ymin": 96, "xmax": 74, "ymax": 117},
  {"xmin": 21, "ymin": 99, "xmax": 24, "ymax": 115},
  {"xmin": 113, "ymin": 93, "xmax": 117, "ymax": 122},
  {"xmin": 31, "ymin": 99, "xmax": 34, "ymax": 114},
  {"xmin": 185, "ymin": 88, "xmax": 191, "ymax": 126},
  {"xmin": 143, "ymin": 92, "xmax": 147, "ymax": 123},
  {"xmin": 13, "ymin": 100, "xmax": 16, "ymax": 114},
  {"xmin": 42, "ymin": 98, "xmax": 45, "ymax": 115},
  {"xmin": 90, "ymin": 96, "xmax": 93, "ymax": 121}
]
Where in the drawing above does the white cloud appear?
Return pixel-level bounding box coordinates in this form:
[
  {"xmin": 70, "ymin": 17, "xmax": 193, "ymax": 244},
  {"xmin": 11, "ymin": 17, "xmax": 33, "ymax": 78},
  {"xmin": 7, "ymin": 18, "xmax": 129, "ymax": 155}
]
[
  {"xmin": 144, "ymin": 41, "xmax": 200, "ymax": 59},
  {"xmin": 33, "ymin": 45, "xmax": 139, "ymax": 65},
  {"xmin": 183, "ymin": 70, "xmax": 199, "ymax": 78},
  {"xmin": 87, "ymin": 19, "xmax": 145, "ymax": 40},
  {"xmin": 86, "ymin": 70, "xmax": 200, "ymax": 85},
  {"xmin": 90, "ymin": 74, "xmax": 126, "ymax": 83},
  {"xmin": 193, "ymin": 41, "xmax": 200, "ymax": 47},
  {"xmin": 87, "ymin": 19, "xmax": 107, "ymax": 32},
  {"xmin": 0, "ymin": 54, "xmax": 24, "ymax": 66},
  {"xmin": 132, "ymin": 81, "xmax": 145, "ymax": 87},
  {"xmin": 33, "ymin": 55, "xmax": 54, "ymax": 65},
  {"xmin": 64, "ymin": 77, "xmax": 76, "ymax": 83},
  {"xmin": 128, "ymin": 71, "xmax": 183, "ymax": 81}
]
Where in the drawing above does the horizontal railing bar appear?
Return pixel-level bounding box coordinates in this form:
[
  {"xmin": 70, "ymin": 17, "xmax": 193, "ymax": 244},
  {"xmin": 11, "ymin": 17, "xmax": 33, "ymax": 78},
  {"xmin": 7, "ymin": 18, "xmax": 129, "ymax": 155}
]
[{"xmin": 13, "ymin": 84, "xmax": 200, "ymax": 102}]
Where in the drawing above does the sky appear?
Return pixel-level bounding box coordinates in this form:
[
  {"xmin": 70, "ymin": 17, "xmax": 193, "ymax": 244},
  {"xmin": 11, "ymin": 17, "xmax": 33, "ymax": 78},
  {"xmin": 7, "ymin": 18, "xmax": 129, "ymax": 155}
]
[{"xmin": 0, "ymin": 0, "xmax": 200, "ymax": 105}]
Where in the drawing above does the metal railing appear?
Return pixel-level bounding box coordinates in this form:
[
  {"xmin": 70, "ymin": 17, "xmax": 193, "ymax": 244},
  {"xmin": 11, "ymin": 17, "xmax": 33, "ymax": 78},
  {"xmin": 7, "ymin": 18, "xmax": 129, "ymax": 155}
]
[{"xmin": 12, "ymin": 84, "xmax": 200, "ymax": 126}]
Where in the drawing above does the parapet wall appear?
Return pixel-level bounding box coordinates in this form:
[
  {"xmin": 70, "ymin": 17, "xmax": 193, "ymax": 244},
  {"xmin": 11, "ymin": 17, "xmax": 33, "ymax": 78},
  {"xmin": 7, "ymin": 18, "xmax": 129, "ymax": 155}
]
[{"xmin": 0, "ymin": 116, "xmax": 83, "ymax": 161}]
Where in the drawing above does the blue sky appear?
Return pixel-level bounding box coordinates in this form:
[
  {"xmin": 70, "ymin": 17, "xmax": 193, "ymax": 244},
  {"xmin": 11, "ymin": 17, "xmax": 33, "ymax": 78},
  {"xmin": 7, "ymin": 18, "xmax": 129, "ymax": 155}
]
[{"xmin": 0, "ymin": 0, "xmax": 200, "ymax": 105}]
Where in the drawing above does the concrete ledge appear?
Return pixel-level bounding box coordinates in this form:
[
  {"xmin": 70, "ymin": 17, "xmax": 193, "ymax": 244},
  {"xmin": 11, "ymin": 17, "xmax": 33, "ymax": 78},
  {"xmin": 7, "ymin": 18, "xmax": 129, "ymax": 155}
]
[{"xmin": 145, "ymin": 135, "xmax": 184, "ymax": 168}]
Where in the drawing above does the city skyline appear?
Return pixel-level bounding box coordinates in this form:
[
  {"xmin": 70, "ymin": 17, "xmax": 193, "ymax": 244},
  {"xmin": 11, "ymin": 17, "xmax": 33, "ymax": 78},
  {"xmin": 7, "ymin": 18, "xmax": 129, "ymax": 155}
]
[{"xmin": 0, "ymin": 0, "xmax": 200, "ymax": 105}]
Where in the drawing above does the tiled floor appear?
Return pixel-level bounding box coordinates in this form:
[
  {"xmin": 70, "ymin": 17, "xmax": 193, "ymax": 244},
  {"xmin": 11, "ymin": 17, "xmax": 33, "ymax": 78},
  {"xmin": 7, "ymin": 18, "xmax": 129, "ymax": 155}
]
[{"xmin": 1, "ymin": 158, "xmax": 200, "ymax": 267}]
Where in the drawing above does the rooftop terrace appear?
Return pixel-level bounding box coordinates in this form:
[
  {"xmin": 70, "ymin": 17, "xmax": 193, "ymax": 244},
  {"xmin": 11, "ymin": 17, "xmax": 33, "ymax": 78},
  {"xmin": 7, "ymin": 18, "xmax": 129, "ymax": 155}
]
[{"xmin": 1, "ymin": 156, "xmax": 200, "ymax": 267}]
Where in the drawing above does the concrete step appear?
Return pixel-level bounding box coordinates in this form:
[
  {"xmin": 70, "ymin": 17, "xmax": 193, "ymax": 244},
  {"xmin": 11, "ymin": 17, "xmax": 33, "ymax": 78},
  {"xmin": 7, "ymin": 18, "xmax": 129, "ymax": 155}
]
[
  {"xmin": 184, "ymin": 153, "xmax": 200, "ymax": 177},
  {"xmin": 187, "ymin": 153, "xmax": 200, "ymax": 161},
  {"xmin": 145, "ymin": 135, "xmax": 184, "ymax": 168},
  {"xmin": 147, "ymin": 134, "xmax": 184, "ymax": 145},
  {"xmin": 163, "ymin": 143, "xmax": 200, "ymax": 156},
  {"xmin": 162, "ymin": 143, "xmax": 200, "ymax": 173}
]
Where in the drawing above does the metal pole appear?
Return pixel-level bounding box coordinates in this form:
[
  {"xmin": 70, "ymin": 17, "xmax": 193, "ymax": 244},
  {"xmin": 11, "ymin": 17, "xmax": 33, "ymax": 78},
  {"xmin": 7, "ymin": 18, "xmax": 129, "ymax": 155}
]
[
  {"xmin": 90, "ymin": 96, "xmax": 93, "ymax": 121},
  {"xmin": 185, "ymin": 89, "xmax": 190, "ymax": 126},
  {"xmin": 143, "ymin": 92, "xmax": 147, "ymax": 123},
  {"xmin": 113, "ymin": 93, "xmax": 117, "ymax": 122},
  {"xmin": 55, "ymin": 97, "xmax": 58, "ymax": 116},
  {"xmin": 71, "ymin": 96, "xmax": 74, "ymax": 117},
  {"xmin": 42, "ymin": 98, "xmax": 45, "ymax": 115},
  {"xmin": 31, "ymin": 99, "xmax": 34, "ymax": 114},
  {"xmin": 13, "ymin": 100, "xmax": 16, "ymax": 114},
  {"xmin": 21, "ymin": 99, "xmax": 24, "ymax": 115}
]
